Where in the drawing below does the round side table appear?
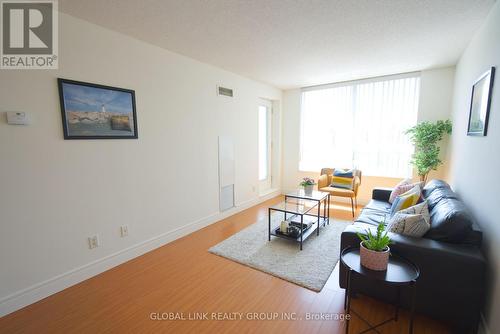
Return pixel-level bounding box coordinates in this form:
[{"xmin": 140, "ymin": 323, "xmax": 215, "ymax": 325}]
[{"xmin": 340, "ymin": 247, "xmax": 420, "ymax": 334}]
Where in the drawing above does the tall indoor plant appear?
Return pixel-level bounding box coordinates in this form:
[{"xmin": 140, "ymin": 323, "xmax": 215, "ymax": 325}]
[{"xmin": 405, "ymin": 119, "xmax": 452, "ymax": 183}]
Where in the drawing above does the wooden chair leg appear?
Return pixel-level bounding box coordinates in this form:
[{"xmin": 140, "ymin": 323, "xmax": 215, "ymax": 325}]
[{"xmin": 350, "ymin": 197, "xmax": 354, "ymax": 218}]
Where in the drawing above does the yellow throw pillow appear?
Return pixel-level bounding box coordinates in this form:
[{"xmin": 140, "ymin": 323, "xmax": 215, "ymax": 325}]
[
  {"xmin": 389, "ymin": 186, "xmax": 421, "ymax": 216},
  {"xmin": 330, "ymin": 176, "xmax": 353, "ymax": 189}
]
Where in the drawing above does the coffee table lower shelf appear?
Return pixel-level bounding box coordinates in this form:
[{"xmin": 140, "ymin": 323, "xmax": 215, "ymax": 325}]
[{"xmin": 268, "ymin": 214, "xmax": 328, "ymax": 250}]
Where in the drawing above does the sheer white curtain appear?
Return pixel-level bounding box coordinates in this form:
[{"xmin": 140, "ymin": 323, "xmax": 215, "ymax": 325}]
[{"xmin": 299, "ymin": 74, "xmax": 420, "ymax": 177}]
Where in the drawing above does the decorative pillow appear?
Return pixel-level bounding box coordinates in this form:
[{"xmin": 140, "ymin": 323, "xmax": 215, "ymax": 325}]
[
  {"xmin": 389, "ymin": 179, "xmax": 423, "ymax": 203},
  {"xmin": 387, "ymin": 201, "xmax": 431, "ymax": 237},
  {"xmin": 399, "ymin": 200, "xmax": 430, "ymax": 218},
  {"xmin": 330, "ymin": 176, "xmax": 353, "ymax": 189},
  {"xmin": 333, "ymin": 168, "xmax": 354, "ymax": 178},
  {"xmin": 387, "ymin": 213, "xmax": 431, "ymax": 237},
  {"xmin": 389, "ymin": 186, "xmax": 421, "ymax": 216}
]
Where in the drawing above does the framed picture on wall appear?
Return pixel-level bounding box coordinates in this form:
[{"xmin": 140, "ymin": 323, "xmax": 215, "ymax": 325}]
[
  {"xmin": 467, "ymin": 67, "xmax": 495, "ymax": 136},
  {"xmin": 58, "ymin": 79, "xmax": 138, "ymax": 139}
]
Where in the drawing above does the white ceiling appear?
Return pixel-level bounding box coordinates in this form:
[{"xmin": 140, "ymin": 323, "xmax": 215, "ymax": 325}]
[{"xmin": 59, "ymin": 0, "xmax": 495, "ymax": 89}]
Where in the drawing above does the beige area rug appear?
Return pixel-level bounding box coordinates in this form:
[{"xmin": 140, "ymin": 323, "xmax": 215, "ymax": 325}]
[{"xmin": 209, "ymin": 213, "xmax": 351, "ymax": 291}]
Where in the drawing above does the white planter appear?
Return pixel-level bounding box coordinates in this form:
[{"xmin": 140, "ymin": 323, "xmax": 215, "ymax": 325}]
[
  {"xmin": 304, "ymin": 184, "xmax": 314, "ymax": 195},
  {"xmin": 360, "ymin": 241, "xmax": 390, "ymax": 271}
]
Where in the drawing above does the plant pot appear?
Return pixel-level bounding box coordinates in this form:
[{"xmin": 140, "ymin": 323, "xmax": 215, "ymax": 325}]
[
  {"xmin": 304, "ymin": 184, "xmax": 314, "ymax": 195},
  {"xmin": 359, "ymin": 241, "xmax": 390, "ymax": 271}
]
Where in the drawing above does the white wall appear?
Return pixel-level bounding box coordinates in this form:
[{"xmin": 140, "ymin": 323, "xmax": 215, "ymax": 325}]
[
  {"xmin": 448, "ymin": 2, "xmax": 500, "ymax": 333},
  {"xmin": 281, "ymin": 67, "xmax": 455, "ymax": 203},
  {"xmin": 418, "ymin": 67, "xmax": 455, "ymax": 180},
  {"xmin": 0, "ymin": 13, "xmax": 281, "ymax": 315},
  {"xmin": 418, "ymin": 67, "xmax": 455, "ymax": 123},
  {"xmin": 281, "ymin": 89, "xmax": 303, "ymax": 192}
]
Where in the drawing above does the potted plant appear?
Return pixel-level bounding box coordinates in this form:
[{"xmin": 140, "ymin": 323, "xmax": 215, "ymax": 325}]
[
  {"xmin": 405, "ymin": 119, "xmax": 452, "ymax": 183},
  {"xmin": 299, "ymin": 177, "xmax": 316, "ymax": 195},
  {"xmin": 356, "ymin": 222, "xmax": 392, "ymax": 271}
]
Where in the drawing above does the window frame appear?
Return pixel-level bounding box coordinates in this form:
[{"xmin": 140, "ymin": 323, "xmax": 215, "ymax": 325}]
[{"xmin": 299, "ymin": 72, "xmax": 420, "ymax": 177}]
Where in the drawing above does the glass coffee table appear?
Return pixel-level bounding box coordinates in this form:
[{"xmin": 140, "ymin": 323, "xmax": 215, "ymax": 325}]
[{"xmin": 268, "ymin": 190, "xmax": 330, "ymax": 250}]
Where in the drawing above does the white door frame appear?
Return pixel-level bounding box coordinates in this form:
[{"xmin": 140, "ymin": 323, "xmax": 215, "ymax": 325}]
[{"xmin": 258, "ymin": 99, "xmax": 273, "ymax": 193}]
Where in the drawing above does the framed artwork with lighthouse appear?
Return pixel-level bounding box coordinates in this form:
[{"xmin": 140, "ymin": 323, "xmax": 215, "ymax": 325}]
[{"xmin": 58, "ymin": 78, "xmax": 138, "ymax": 139}]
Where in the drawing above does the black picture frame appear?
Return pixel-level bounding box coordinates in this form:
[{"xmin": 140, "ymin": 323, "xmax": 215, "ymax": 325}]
[
  {"xmin": 58, "ymin": 78, "xmax": 138, "ymax": 139},
  {"xmin": 467, "ymin": 67, "xmax": 495, "ymax": 136}
]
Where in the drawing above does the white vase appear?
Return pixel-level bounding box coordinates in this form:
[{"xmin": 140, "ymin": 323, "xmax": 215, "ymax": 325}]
[{"xmin": 304, "ymin": 184, "xmax": 314, "ymax": 195}]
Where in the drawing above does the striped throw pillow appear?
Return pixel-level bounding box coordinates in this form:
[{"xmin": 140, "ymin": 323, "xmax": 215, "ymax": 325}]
[
  {"xmin": 330, "ymin": 176, "xmax": 353, "ymax": 189},
  {"xmin": 389, "ymin": 186, "xmax": 421, "ymax": 216}
]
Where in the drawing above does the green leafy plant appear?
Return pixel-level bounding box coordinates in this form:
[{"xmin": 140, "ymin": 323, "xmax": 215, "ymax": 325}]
[
  {"xmin": 299, "ymin": 177, "xmax": 316, "ymax": 187},
  {"xmin": 356, "ymin": 222, "xmax": 392, "ymax": 252},
  {"xmin": 405, "ymin": 119, "xmax": 452, "ymax": 183}
]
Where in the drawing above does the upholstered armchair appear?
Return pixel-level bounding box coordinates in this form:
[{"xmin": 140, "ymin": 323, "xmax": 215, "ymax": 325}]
[{"xmin": 317, "ymin": 168, "xmax": 362, "ymax": 217}]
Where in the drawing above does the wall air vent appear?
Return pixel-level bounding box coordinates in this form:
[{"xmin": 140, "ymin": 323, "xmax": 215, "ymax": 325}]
[{"xmin": 217, "ymin": 86, "xmax": 234, "ymax": 97}]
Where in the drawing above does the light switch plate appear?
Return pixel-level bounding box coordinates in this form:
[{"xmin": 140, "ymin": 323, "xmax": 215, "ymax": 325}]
[
  {"xmin": 120, "ymin": 225, "xmax": 129, "ymax": 237},
  {"xmin": 88, "ymin": 235, "xmax": 100, "ymax": 249},
  {"xmin": 7, "ymin": 111, "xmax": 30, "ymax": 125}
]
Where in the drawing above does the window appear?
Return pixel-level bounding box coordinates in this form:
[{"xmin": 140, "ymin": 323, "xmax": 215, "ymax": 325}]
[{"xmin": 300, "ymin": 74, "xmax": 420, "ymax": 177}]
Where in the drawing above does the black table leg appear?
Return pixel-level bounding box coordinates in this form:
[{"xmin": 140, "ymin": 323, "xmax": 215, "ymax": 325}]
[
  {"xmin": 409, "ymin": 280, "xmax": 416, "ymax": 334},
  {"xmin": 317, "ymin": 200, "xmax": 320, "ymax": 236},
  {"xmin": 345, "ymin": 268, "xmax": 352, "ymax": 334},
  {"xmin": 327, "ymin": 194, "xmax": 330, "ymax": 224},
  {"xmin": 323, "ymin": 197, "xmax": 327, "ymax": 225},
  {"xmin": 395, "ymin": 286, "xmax": 401, "ymax": 321},
  {"xmin": 300, "ymin": 214, "xmax": 303, "ymax": 250},
  {"xmin": 344, "ymin": 291, "xmax": 347, "ymax": 312},
  {"xmin": 268, "ymin": 208, "xmax": 271, "ymax": 241}
]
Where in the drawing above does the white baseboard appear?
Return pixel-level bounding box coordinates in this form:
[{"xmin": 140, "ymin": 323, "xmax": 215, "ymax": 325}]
[{"xmin": 0, "ymin": 190, "xmax": 280, "ymax": 318}]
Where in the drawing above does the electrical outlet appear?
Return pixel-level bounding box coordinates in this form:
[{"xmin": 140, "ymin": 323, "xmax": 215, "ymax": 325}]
[
  {"xmin": 88, "ymin": 235, "xmax": 100, "ymax": 249},
  {"xmin": 120, "ymin": 225, "xmax": 129, "ymax": 237}
]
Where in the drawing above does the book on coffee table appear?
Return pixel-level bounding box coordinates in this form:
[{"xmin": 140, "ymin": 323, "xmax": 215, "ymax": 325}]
[{"xmin": 287, "ymin": 215, "xmax": 312, "ymax": 230}]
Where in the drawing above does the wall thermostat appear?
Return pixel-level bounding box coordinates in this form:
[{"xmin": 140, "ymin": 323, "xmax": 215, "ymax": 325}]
[{"xmin": 7, "ymin": 111, "xmax": 30, "ymax": 125}]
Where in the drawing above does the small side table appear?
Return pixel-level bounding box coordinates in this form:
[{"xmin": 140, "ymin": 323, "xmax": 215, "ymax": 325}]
[{"xmin": 340, "ymin": 247, "xmax": 420, "ymax": 334}]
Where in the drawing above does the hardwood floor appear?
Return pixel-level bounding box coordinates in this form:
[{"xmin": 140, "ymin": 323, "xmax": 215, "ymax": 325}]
[{"xmin": 0, "ymin": 196, "xmax": 450, "ymax": 333}]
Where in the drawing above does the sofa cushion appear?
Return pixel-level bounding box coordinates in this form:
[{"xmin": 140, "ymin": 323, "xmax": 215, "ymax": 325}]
[
  {"xmin": 355, "ymin": 208, "xmax": 388, "ymax": 227},
  {"xmin": 425, "ymin": 197, "xmax": 475, "ymax": 243},
  {"xmin": 422, "ymin": 179, "xmax": 451, "ymax": 197},
  {"xmin": 355, "ymin": 199, "xmax": 391, "ymax": 226},
  {"xmin": 364, "ymin": 199, "xmax": 391, "ymax": 213},
  {"xmin": 425, "ymin": 186, "xmax": 460, "ymax": 210},
  {"xmin": 319, "ymin": 186, "xmax": 354, "ymax": 197},
  {"xmin": 462, "ymin": 221, "xmax": 483, "ymax": 246}
]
